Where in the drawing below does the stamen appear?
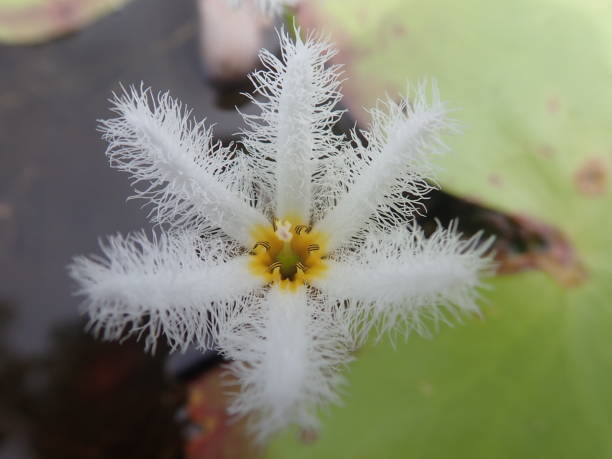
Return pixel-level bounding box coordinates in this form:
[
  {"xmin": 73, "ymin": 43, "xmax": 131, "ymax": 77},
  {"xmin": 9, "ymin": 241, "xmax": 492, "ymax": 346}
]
[
  {"xmin": 248, "ymin": 218, "xmax": 327, "ymax": 286},
  {"xmin": 294, "ymin": 225, "xmax": 312, "ymax": 235},
  {"xmin": 252, "ymin": 241, "xmax": 271, "ymax": 252},
  {"xmin": 268, "ymin": 261, "xmax": 282, "ymax": 272}
]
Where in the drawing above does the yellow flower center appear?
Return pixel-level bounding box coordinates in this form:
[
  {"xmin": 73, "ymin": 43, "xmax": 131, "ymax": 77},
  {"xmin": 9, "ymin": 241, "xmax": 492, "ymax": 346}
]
[{"xmin": 249, "ymin": 218, "xmax": 327, "ymax": 290}]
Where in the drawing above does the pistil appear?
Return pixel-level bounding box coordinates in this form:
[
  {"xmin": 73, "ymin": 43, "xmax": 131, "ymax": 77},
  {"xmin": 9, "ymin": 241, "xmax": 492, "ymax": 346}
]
[{"xmin": 276, "ymin": 242, "xmax": 300, "ymax": 279}]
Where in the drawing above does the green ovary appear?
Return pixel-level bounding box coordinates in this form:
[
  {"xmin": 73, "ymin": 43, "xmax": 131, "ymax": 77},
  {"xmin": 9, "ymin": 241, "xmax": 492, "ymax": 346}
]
[{"xmin": 276, "ymin": 242, "xmax": 300, "ymax": 279}]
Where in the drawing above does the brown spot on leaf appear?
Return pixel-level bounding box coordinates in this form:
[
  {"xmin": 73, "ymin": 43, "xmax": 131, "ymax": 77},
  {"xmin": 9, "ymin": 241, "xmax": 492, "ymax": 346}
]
[
  {"xmin": 546, "ymin": 96, "xmax": 560, "ymax": 114},
  {"xmin": 574, "ymin": 157, "xmax": 608, "ymax": 197},
  {"xmin": 392, "ymin": 24, "xmax": 407, "ymax": 37},
  {"xmin": 536, "ymin": 144, "xmax": 555, "ymax": 158},
  {"xmin": 488, "ymin": 173, "xmax": 503, "ymax": 187}
]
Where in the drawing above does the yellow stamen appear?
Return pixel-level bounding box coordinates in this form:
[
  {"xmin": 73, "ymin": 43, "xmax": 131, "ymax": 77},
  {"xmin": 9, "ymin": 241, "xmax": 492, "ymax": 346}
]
[{"xmin": 249, "ymin": 218, "xmax": 327, "ymax": 289}]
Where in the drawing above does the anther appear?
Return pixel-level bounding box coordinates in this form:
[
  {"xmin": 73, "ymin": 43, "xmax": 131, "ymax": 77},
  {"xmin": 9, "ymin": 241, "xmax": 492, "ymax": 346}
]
[
  {"xmin": 294, "ymin": 225, "xmax": 312, "ymax": 235},
  {"xmin": 307, "ymin": 244, "xmax": 320, "ymax": 252},
  {"xmin": 296, "ymin": 262, "xmax": 307, "ymax": 272},
  {"xmin": 272, "ymin": 220, "xmax": 277, "ymax": 231},
  {"xmin": 252, "ymin": 241, "xmax": 271, "ymax": 252},
  {"xmin": 268, "ymin": 261, "xmax": 282, "ymax": 272}
]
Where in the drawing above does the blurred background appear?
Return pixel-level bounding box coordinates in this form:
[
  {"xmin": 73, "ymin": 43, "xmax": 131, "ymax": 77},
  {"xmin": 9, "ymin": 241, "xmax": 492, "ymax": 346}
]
[{"xmin": 1, "ymin": 0, "xmax": 611, "ymax": 458}]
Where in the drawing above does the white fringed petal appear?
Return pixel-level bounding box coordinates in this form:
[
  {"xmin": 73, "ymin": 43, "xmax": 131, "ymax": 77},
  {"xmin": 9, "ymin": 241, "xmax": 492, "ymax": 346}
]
[
  {"xmin": 68, "ymin": 231, "xmax": 265, "ymax": 352},
  {"xmin": 100, "ymin": 86, "xmax": 269, "ymax": 247},
  {"xmin": 220, "ymin": 285, "xmax": 349, "ymax": 442},
  {"xmin": 240, "ymin": 30, "xmax": 344, "ymax": 222},
  {"xmin": 315, "ymin": 82, "xmax": 458, "ymax": 250},
  {"xmin": 312, "ymin": 224, "xmax": 495, "ymax": 338}
]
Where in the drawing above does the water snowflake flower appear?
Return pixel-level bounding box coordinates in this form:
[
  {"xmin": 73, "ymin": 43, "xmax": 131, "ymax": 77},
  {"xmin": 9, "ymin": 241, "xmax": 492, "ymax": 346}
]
[{"xmin": 69, "ymin": 31, "xmax": 493, "ymax": 441}]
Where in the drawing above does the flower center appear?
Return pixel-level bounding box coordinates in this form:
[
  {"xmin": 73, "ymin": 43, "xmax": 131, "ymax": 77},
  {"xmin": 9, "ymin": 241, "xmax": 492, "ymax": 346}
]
[{"xmin": 249, "ymin": 219, "xmax": 327, "ymax": 289}]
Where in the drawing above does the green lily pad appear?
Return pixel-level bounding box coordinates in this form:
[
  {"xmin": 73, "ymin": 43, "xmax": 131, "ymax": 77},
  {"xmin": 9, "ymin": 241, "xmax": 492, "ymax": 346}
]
[
  {"xmin": 267, "ymin": 1, "xmax": 612, "ymax": 457},
  {"xmin": 0, "ymin": 0, "xmax": 131, "ymax": 44}
]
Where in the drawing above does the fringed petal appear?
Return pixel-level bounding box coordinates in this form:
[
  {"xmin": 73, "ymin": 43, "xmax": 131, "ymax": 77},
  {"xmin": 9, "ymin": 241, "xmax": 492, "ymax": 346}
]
[
  {"xmin": 100, "ymin": 85, "xmax": 269, "ymax": 246},
  {"xmin": 219, "ymin": 285, "xmax": 350, "ymax": 442},
  {"xmin": 312, "ymin": 223, "xmax": 495, "ymax": 339},
  {"xmin": 315, "ymin": 82, "xmax": 458, "ymax": 250},
  {"xmin": 240, "ymin": 30, "xmax": 345, "ymax": 222},
  {"xmin": 69, "ymin": 230, "xmax": 265, "ymax": 352}
]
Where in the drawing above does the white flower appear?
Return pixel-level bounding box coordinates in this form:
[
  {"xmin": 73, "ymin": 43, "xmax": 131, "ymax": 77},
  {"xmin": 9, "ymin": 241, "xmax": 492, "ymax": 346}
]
[{"xmin": 69, "ymin": 30, "xmax": 494, "ymax": 442}]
